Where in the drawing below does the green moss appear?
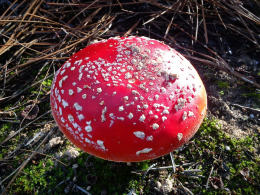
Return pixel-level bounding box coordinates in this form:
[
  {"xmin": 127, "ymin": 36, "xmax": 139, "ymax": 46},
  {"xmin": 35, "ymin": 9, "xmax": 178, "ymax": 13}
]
[
  {"xmin": 217, "ymin": 81, "xmax": 230, "ymax": 89},
  {"xmin": 12, "ymin": 158, "xmax": 55, "ymax": 194},
  {"xmin": 0, "ymin": 123, "xmax": 12, "ymax": 142},
  {"xmin": 219, "ymin": 90, "xmax": 225, "ymax": 96},
  {"xmin": 177, "ymin": 117, "xmax": 260, "ymax": 194}
]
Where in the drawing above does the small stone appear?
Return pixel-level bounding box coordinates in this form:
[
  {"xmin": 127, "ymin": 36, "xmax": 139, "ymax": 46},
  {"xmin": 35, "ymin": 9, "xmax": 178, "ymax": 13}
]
[
  {"xmin": 156, "ymin": 178, "xmax": 174, "ymax": 193},
  {"xmin": 249, "ymin": 114, "xmax": 254, "ymax": 119},
  {"xmin": 47, "ymin": 137, "xmax": 64, "ymax": 148},
  {"xmin": 225, "ymin": 145, "xmax": 231, "ymax": 151},
  {"xmin": 64, "ymin": 147, "xmax": 80, "ymax": 159}
]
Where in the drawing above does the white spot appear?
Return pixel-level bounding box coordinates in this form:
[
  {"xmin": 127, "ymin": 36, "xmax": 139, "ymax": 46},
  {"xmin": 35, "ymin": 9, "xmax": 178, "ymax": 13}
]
[
  {"xmin": 74, "ymin": 59, "xmax": 82, "ymax": 66},
  {"xmin": 132, "ymin": 90, "xmax": 139, "ymax": 95},
  {"xmin": 128, "ymin": 113, "xmax": 134, "ymax": 119},
  {"xmin": 133, "ymin": 131, "xmax": 145, "ymax": 139},
  {"xmin": 109, "ymin": 113, "xmax": 115, "ymax": 120},
  {"xmin": 74, "ymin": 102, "xmax": 82, "ymax": 111},
  {"xmin": 59, "ymin": 75, "xmax": 68, "ymax": 88},
  {"xmin": 162, "ymin": 116, "xmax": 167, "ymax": 122},
  {"xmin": 160, "ymin": 87, "xmax": 166, "ymax": 93},
  {"xmin": 175, "ymin": 98, "xmax": 187, "ymax": 111},
  {"xmin": 182, "ymin": 111, "xmax": 187, "ymax": 121},
  {"xmin": 64, "ymin": 62, "xmax": 71, "ymax": 68},
  {"xmin": 61, "ymin": 117, "xmax": 65, "ymax": 123},
  {"xmin": 58, "ymin": 95, "xmax": 61, "ymax": 103},
  {"xmin": 177, "ymin": 133, "xmax": 183, "ymax": 141},
  {"xmin": 188, "ymin": 111, "xmax": 194, "ymax": 117},
  {"xmin": 187, "ymin": 96, "xmax": 192, "ymax": 103},
  {"xmin": 69, "ymin": 89, "xmax": 74, "ymax": 95},
  {"xmin": 60, "ymin": 70, "xmax": 66, "ymax": 75},
  {"xmin": 59, "ymin": 107, "xmax": 62, "ymax": 116},
  {"xmin": 101, "ymin": 106, "xmax": 107, "ymax": 122},
  {"xmin": 139, "ymin": 114, "xmax": 146, "ymax": 122},
  {"xmin": 78, "ymin": 73, "xmax": 83, "ymax": 81},
  {"xmin": 97, "ymin": 140, "xmax": 106, "ymax": 151},
  {"xmin": 85, "ymin": 125, "xmax": 92, "ymax": 132},
  {"xmin": 85, "ymin": 137, "xmax": 91, "ymax": 144},
  {"xmin": 136, "ymin": 148, "xmax": 152, "ymax": 155},
  {"xmin": 152, "ymin": 123, "xmax": 159, "ymax": 130},
  {"xmin": 123, "ymin": 96, "xmax": 129, "ymax": 101},
  {"xmin": 54, "ymin": 101, "xmax": 58, "ymax": 109},
  {"xmin": 62, "ymin": 99, "xmax": 69, "ymax": 108},
  {"xmin": 162, "ymin": 109, "xmax": 170, "ymax": 115},
  {"xmin": 68, "ymin": 114, "xmax": 74, "ymax": 122},
  {"xmin": 153, "ymin": 103, "xmax": 160, "ymax": 108},
  {"xmin": 146, "ymin": 136, "xmax": 153, "ymax": 141},
  {"xmin": 118, "ymin": 106, "xmax": 124, "ymax": 112},
  {"xmin": 148, "ymin": 97, "xmax": 153, "ymax": 101},
  {"xmin": 109, "ymin": 120, "xmax": 114, "ymax": 127},
  {"xmin": 77, "ymin": 87, "xmax": 82, "ymax": 93},
  {"xmin": 169, "ymin": 94, "xmax": 174, "ymax": 100},
  {"xmin": 143, "ymin": 104, "xmax": 149, "ymax": 109},
  {"xmin": 125, "ymin": 72, "xmax": 132, "ymax": 79},
  {"xmin": 127, "ymin": 84, "xmax": 132, "ymax": 88},
  {"xmin": 155, "ymin": 94, "xmax": 159, "ymax": 100},
  {"xmin": 82, "ymin": 94, "xmax": 87, "ymax": 99},
  {"xmin": 97, "ymin": 88, "xmax": 102, "ymax": 93},
  {"xmin": 78, "ymin": 114, "xmax": 84, "ymax": 121}
]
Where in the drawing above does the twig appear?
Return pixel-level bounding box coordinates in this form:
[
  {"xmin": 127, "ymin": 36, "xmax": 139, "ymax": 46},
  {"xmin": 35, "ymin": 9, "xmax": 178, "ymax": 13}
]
[
  {"xmin": 0, "ymin": 110, "xmax": 52, "ymax": 145},
  {"xmin": 142, "ymin": 163, "xmax": 157, "ymax": 180},
  {"xmin": 19, "ymin": 148, "xmax": 67, "ymax": 166},
  {"xmin": 176, "ymin": 178, "xmax": 194, "ymax": 195},
  {"xmin": 206, "ymin": 165, "xmax": 214, "ymax": 189},
  {"xmin": 124, "ymin": 19, "xmax": 140, "ymax": 37},
  {"xmin": 0, "ymin": 74, "xmax": 53, "ymax": 103},
  {"xmin": 170, "ymin": 152, "xmax": 176, "ymax": 173},
  {"xmin": 231, "ymin": 103, "xmax": 260, "ymax": 113},
  {"xmin": 201, "ymin": 0, "xmax": 208, "ymax": 44},
  {"xmin": 74, "ymin": 184, "xmax": 92, "ymax": 195},
  {"xmin": 150, "ymin": 162, "xmax": 196, "ymax": 170},
  {"xmin": 143, "ymin": 2, "xmax": 179, "ymax": 25}
]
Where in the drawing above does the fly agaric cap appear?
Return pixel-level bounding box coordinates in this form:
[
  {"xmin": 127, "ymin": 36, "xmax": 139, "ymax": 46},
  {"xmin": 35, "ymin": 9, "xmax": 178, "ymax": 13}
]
[{"xmin": 50, "ymin": 36, "xmax": 207, "ymax": 162}]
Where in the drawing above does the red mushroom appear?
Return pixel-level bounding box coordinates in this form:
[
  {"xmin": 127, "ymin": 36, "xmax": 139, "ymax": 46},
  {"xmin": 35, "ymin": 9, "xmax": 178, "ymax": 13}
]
[{"xmin": 50, "ymin": 36, "xmax": 207, "ymax": 162}]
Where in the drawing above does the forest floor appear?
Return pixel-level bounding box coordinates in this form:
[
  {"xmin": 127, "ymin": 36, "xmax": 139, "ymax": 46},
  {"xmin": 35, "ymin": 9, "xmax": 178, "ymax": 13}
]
[{"xmin": 0, "ymin": 1, "xmax": 259, "ymax": 194}]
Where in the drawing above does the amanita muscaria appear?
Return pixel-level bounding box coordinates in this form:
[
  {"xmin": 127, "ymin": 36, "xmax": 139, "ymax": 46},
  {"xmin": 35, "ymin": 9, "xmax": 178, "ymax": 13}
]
[{"xmin": 50, "ymin": 36, "xmax": 207, "ymax": 162}]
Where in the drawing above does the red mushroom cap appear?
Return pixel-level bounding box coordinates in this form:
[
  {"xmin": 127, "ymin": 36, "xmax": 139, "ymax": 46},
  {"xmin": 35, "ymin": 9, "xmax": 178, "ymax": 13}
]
[{"xmin": 50, "ymin": 36, "xmax": 207, "ymax": 162}]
